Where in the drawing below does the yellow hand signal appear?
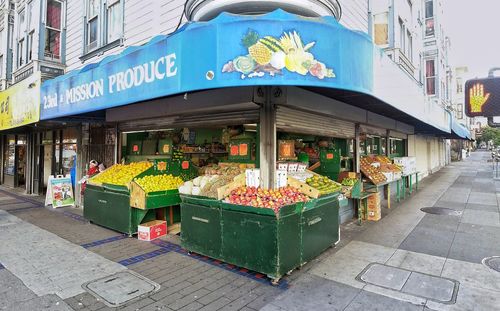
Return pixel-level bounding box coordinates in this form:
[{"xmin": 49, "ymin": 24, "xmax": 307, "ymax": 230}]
[{"xmin": 470, "ymin": 83, "xmax": 490, "ymax": 113}]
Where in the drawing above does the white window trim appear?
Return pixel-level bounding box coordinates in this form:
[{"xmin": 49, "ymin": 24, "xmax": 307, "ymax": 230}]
[
  {"xmin": 425, "ymin": 59, "xmax": 437, "ymax": 96},
  {"xmin": 84, "ymin": 0, "xmax": 124, "ymax": 55},
  {"xmin": 44, "ymin": 0, "xmax": 65, "ymax": 61}
]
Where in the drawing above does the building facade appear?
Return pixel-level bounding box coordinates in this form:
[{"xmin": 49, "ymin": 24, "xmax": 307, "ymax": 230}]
[
  {"xmin": 0, "ymin": 0, "xmax": 468, "ymax": 209},
  {"xmin": 369, "ymin": 0, "xmax": 453, "ymax": 175}
]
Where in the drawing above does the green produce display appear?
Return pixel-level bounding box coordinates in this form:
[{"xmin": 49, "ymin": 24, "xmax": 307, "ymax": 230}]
[
  {"xmin": 134, "ymin": 174, "xmax": 183, "ymax": 193},
  {"xmin": 305, "ymin": 175, "xmax": 342, "ymax": 195},
  {"xmin": 341, "ymin": 178, "xmax": 358, "ymax": 187}
]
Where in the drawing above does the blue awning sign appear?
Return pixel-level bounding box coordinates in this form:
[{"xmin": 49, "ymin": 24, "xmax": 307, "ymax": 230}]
[{"xmin": 40, "ymin": 9, "xmax": 373, "ymax": 120}]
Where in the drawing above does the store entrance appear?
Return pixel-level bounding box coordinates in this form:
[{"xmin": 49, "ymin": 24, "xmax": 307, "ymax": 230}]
[
  {"xmin": 16, "ymin": 144, "xmax": 26, "ymax": 188},
  {"xmin": 2, "ymin": 134, "xmax": 27, "ymax": 189}
]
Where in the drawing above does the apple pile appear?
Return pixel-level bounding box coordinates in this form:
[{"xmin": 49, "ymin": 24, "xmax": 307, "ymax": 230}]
[{"xmin": 225, "ymin": 186, "xmax": 309, "ymax": 213}]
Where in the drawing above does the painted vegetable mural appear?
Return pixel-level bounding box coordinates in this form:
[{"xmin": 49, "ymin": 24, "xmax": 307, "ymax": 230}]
[{"xmin": 222, "ymin": 29, "xmax": 336, "ymax": 80}]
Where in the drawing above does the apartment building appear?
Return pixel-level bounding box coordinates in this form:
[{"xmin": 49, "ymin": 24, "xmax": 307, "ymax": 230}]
[
  {"xmin": 369, "ymin": 0, "xmax": 454, "ymax": 173},
  {"xmin": 0, "ymin": 0, "xmax": 469, "ymax": 200}
]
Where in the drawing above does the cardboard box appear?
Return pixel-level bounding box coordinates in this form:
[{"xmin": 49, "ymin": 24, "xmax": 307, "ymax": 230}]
[
  {"xmin": 366, "ymin": 193, "xmax": 381, "ymax": 221},
  {"xmin": 138, "ymin": 220, "xmax": 167, "ymax": 241},
  {"xmin": 245, "ymin": 169, "xmax": 261, "ymax": 188},
  {"xmin": 275, "ymin": 170, "xmax": 288, "ymax": 188},
  {"xmin": 287, "ymin": 163, "xmax": 299, "ymax": 172},
  {"xmin": 367, "ymin": 208, "xmax": 381, "ymax": 221},
  {"xmin": 393, "ymin": 157, "xmax": 417, "ymax": 175}
]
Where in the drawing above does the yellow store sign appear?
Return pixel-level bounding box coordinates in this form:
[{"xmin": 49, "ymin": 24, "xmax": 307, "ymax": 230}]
[{"xmin": 0, "ymin": 72, "xmax": 41, "ymax": 130}]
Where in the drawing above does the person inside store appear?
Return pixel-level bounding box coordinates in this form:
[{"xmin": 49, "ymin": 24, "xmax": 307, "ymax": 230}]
[
  {"xmin": 206, "ymin": 152, "xmax": 219, "ymax": 165},
  {"xmin": 80, "ymin": 160, "xmax": 103, "ymax": 195}
]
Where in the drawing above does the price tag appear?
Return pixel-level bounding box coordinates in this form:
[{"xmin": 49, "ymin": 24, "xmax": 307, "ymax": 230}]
[
  {"xmin": 133, "ymin": 145, "xmax": 139, "ymax": 152},
  {"xmin": 181, "ymin": 161, "xmax": 189, "ymax": 170},
  {"xmin": 326, "ymin": 153, "xmax": 334, "ymax": 160}
]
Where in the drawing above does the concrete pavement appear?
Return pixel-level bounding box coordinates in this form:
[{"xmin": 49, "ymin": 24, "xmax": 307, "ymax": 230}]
[
  {"xmin": 0, "ymin": 151, "xmax": 499, "ymax": 310},
  {"xmin": 262, "ymin": 151, "xmax": 500, "ymax": 311}
]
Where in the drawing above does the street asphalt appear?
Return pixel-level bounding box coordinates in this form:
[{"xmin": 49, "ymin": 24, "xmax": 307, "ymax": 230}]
[{"xmin": 0, "ymin": 150, "xmax": 499, "ymax": 310}]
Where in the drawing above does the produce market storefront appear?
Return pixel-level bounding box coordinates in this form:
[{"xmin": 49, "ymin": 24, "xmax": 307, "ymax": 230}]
[
  {"xmin": 40, "ymin": 10, "xmax": 454, "ymax": 282},
  {"xmin": 0, "ymin": 74, "xmax": 41, "ymax": 192}
]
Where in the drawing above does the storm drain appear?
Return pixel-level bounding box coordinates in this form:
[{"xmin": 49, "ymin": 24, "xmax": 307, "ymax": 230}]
[
  {"xmin": 483, "ymin": 256, "xmax": 500, "ymax": 273},
  {"xmin": 420, "ymin": 207, "xmax": 462, "ymax": 216},
  {"xmin": 356, "ymin": 263, "xmax": 459, "ymax": 304},
  {"xmin": 82, "ymin": 271, "xmax": 160, "ymax": 307}
]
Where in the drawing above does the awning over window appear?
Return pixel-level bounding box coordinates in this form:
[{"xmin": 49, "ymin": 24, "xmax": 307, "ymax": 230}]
[
  {"xmin": 449, "ymin": 112, "xmax": 472, "ymax": 140},
  {"xmin": 40, "ymin": 9, "xmax": 451, "ymax": 135}
]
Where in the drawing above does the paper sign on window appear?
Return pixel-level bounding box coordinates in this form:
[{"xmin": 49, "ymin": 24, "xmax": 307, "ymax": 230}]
[
  {"xmin": 239, "ymin": 143, "xmax": 248, "ymax": 156},
  {"xmin": 230, "ymin": 145, "xmax": 239, "ymax": 156}
]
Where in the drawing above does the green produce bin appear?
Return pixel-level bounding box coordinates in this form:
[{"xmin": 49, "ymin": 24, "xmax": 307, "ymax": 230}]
[
  {"xmin": 220, "ymin": 203, "xmax": 302, "ymax": 282},
  {"xmin": 301, "ymin": 193, "xmax": 340, "ymax": 264},
  {"xmin": 84, "ymin": 184, "xmax": 158, "ymax": 235},
  {"xmin": 180, "ymin": 202, "xmax": 222, "ymax": 259}
]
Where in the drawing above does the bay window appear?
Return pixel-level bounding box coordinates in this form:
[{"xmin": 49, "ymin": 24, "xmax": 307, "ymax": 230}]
[
  {"xmin": 17, "ymin": 10, "xmax": 26, "ymax": 67},
  {"xmin": 373, "ymin": 12, "xmax": 388, "ymax": 46},
  {"xmin": 425, "ymin": 59, "xmax": 436, "ymax": 95},
  {"xmin": 87, "ymin": 0, "xmax": 100, "ymax": 51},
  {"xmin": 85, "ymin": 0, "xmax": 123, "ymax": 54},
  {"xmin": 45, "ymin": 0, "xmax": 63, "ymax": 60},
  {"xmin": 425, "ymin": 0, "xmax": 434, "ymax": 37},
  {"xmin": 107, "ymin": 0, "xmax": 122, "ymax": 42}
]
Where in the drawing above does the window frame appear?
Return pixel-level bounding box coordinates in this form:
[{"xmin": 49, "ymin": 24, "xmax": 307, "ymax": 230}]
[
  {"xmin": 425, "ymin": 59, "xmax": 436, "ymax": 96},
  {"xmin": 373, "ymin": 12, "xmax": 389, "ymax": 46},
  {"xmin": 406, "ymin": 30, "xmax": 412, "ymax": 61},
  {"xmin": 83, "ymin": 0, "xmax": 123, "ymax": 56},
  {"xmin": 17, "ymin": 9, "xmax": 26, "ymax": 68},
  {"xmin": 424, "ymin": 0, "xmax": 434, "ymax": 37},
  {"xmin": 44, "ymin": 0, "xmax": 64, "ymax": 61}
]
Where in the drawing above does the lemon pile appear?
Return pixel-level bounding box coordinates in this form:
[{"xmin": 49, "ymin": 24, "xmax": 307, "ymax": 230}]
[
  {"xmin": 91, "ymin": 162, "xmax": 152, "ymax": 186},
  {"xmin": 135, "ymin": 174, "xmax": 183, "ymax": 193}
]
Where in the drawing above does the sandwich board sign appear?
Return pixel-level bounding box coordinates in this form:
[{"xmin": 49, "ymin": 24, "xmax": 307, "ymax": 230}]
[{"xmin": 45, "ymin": 175, "xmax": 75, "ymax": 208}]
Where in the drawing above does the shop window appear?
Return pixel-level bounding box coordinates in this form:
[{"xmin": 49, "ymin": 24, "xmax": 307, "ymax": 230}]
[
  {"xmin": 373, "ymin": 12, "xmax": 388, "ymax": 46},
  {"xmin": 45, "ymin": 0, "xmax": 63, "ymax": 61},
  {"xmin": 84, "ymin": 0, "xmax": 123, "ymax": 55},
  {"xmin": 63, "ymin": 127, "xmax": 78, "ymax": 143},
  {"xmin": 425, "ymin": 59, "xmax": 436, "ymax": 95}
]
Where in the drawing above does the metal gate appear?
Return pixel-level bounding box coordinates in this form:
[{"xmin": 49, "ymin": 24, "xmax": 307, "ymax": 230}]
[{"xmin": 276, "ymin": 106, "xmax": 355, "ymax": 138}]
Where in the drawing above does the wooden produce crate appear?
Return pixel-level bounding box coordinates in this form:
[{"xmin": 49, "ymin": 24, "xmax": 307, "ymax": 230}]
[
  {"xmin": 130, "ymin": 180, "xmax": 180, "ymax": 210},
  {"xmin": 287, "ymin": 176, "xmax": 321, "ymax": 199},
  {"xmin": 216, "ymin": 173, "xmax": 246, "ymax": 200}
]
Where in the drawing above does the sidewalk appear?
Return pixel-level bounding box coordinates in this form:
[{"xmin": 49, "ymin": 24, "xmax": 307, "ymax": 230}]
[
  {"xmin": 262, "ymin": 151, "xmax": 500, "ymax": 311},
  {"xmin": 0, "ymin": 151, "xmax": 499, "ymax": 310}
]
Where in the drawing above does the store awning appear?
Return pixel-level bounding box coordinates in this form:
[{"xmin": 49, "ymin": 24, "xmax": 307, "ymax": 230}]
[
  {"xmin": 0, "ymin": 73, "xmax": 41, "ymax": 131},
  {"xmin": 448, "ymin": 112, "xmax": 472, "ymax": 140},
  {"xmin": 40, "ymin": 9, "xmax": 450, "ymax": 135}
]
